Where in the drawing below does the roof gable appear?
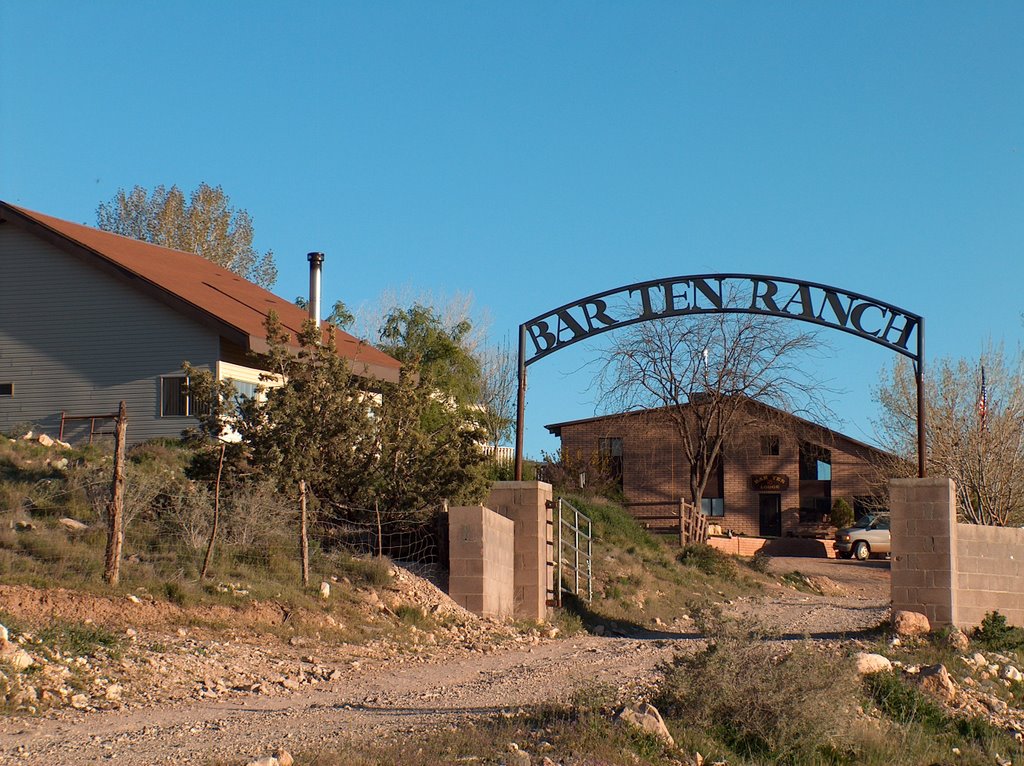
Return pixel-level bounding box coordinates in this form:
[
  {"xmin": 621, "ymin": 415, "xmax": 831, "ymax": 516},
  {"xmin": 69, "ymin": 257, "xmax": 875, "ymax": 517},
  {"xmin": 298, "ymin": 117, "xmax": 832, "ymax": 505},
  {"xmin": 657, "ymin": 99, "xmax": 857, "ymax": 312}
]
[
  {"xmin": 546, "ymin": 397, "xmax": 893, "ymax": 461},
  {"xmin": 1, "ymin": 202, "xmax": 401, "ymax": 382}
]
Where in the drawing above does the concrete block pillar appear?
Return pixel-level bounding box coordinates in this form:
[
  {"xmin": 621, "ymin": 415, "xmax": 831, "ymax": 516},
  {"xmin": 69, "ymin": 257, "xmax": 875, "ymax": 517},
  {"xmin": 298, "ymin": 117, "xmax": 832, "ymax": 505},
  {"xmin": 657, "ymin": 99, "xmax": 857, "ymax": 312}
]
[
  {"xmin": 889, "ymin": 477, "xmax": 959, "ymax": 627},
  {"xmin": 487, "ymin": 481, "xmax": 553, "ymax": 622},
  {"xmin": 448, "ymin": 505, "xmax": 515, "ymax": 618}
]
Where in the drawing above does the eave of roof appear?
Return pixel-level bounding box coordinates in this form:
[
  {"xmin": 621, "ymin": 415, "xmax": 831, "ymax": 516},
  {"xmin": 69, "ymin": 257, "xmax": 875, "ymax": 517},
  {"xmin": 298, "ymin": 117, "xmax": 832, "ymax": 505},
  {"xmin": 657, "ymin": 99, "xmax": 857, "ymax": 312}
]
[
  {"xmin": 545, "ymin": 399, "xmax": 892, "ymax": 460},
  {"xmin": 0, "ymin": 201, "xmax": 402, "ymax": 383}
]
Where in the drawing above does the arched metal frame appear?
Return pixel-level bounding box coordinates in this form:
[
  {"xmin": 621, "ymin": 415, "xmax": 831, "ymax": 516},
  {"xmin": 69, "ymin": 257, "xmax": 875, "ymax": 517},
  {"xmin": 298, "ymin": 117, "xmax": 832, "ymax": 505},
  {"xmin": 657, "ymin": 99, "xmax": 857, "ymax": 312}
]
[{"xmin": 513, "ymin": 273, "xmax": 926, "ymax": 480}]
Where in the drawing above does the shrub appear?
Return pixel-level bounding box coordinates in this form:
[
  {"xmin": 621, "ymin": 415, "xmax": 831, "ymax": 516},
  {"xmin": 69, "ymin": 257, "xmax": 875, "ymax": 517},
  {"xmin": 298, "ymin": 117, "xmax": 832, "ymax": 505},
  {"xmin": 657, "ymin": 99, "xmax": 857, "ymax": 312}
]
[
  {"xmin": 830, "ymin": 497, "xmax": 854, "ymax": 529},
  {"xmin": 657, "ymin": 615, "xmax": 854, "ymax": 761},
  {"xmin": 746, "ymin": 549, "xmax": 773, "ymax": 574},
  {"xmin": 395, "ymin": 604, "xmax": 431, "ymax": 628},
  {"xmin": 335, "ymin": 554, "xmax": 392, "ymax": 588},
  {"xmin": 973, "ymin": 611, "xmax": 1024, "ymax": 652},
  {"xmin": 863, "ymin": 670, "xmax": 946, "ymax": 732},
  {"xmin": 677, "ymin": 543, "xmax": 736, "ymax": 580}
]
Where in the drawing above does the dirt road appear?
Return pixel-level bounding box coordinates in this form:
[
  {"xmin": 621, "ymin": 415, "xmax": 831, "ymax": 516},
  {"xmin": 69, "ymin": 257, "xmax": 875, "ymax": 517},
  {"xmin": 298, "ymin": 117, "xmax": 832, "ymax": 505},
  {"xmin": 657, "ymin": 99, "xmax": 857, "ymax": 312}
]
[{"xmin": 0, "ymin": 559, "xmax": 890, "ymax": 766}]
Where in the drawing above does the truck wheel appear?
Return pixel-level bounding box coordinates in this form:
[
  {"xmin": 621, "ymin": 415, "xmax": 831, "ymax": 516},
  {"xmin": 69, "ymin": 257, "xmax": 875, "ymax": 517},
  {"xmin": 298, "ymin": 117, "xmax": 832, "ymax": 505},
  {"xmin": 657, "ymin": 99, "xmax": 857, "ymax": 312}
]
[{"xmin": 853, "ymin": 541, "xmax": 870, "ymax": 561}]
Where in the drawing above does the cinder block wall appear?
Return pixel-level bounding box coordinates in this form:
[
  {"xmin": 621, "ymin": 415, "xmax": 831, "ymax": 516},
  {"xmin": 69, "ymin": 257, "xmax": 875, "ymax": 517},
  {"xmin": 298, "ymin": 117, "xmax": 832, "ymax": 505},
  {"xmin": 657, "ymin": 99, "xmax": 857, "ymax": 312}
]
[
  {"xmin": 890, "ymin": 478, "xmax": 958, "ymax": 627},
  {"xmin": 486, "ymin": 481, "xmax": 553, "ymax": 622},
  {"xmin": 956, "ymin": 523, "xmax": 1024, "ymax": 627},
  {"xmin": 891, "ymin": 477, "xmax": 1024, "ymax": 629},
  {"xmin": 448, "ymin": 505, "xmax": 515, "ymax": 618}
]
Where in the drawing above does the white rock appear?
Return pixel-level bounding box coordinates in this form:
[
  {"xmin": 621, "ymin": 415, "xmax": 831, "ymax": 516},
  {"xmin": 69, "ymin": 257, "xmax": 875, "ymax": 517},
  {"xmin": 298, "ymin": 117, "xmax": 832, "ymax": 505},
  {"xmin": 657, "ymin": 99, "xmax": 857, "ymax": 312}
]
[
  {"xmin": 70, "ymin": 693, "xmax": 89, "ymax": 709},
  {"xmin": 127, "ymin": 594, "xmax": 141, "ymax": 604},
  {"xmin": 58, "ymin": 518, "xmax": 89, "ymax": 532},
  {"xmin": 916, "ymin": 664, "xmax": 957, "ymax": 703},
  {"xmin": 0, "ymin": 646, "xmax": 33, "ymax": 671},
  {"xmin": 37, "ymin": 434, "xmax": 54, "ymax": 448},
  {"xmin": 20, "ymin": 431, "xmax": 33, "ymax": 440},
  {"xmin": 855, "ymin": 652, "xmax": 893, "ymax": 675},
  {"xmin": 971, "ymin": 652, "xmax": 988, "ymax": 667},
  {"xmin": 104, "ymin": 684, "xmax": 122, "ymax": 701},
  {"xmin": 892, "ymin": 610, "xmax": 931, "ymax": 637},
  {"xmin": 56, "ymin": 440, "xmax": 72, "ymax": 450},
  {"xmin": 946, "ymin": 626, "xmax": 970, "ymax": 652},
  {"xmin": 617, "ymin": 701, "xmax": 675, "ymax": 746},
  {"xmin": 0, "ymin": 624, "xmax": 8, "ymax": 643},
  {"xmin": 1000, "ymin": 665, "xmax": 1022, "ymax": 683}
]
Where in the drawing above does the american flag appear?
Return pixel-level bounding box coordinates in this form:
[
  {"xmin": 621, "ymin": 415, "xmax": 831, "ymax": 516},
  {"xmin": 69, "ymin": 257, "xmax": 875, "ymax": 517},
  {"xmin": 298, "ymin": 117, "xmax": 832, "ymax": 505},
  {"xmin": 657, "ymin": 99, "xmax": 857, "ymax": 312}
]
[{"xmin": 978, "ymin": 365, "xmax": 988, "ymax": 431}]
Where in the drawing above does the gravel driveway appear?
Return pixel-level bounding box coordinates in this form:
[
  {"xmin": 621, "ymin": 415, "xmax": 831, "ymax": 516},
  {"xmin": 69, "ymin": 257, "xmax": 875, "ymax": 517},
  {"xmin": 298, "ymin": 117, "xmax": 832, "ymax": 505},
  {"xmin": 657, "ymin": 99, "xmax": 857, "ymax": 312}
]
[{"xmin": 0, "ymin": 559, "xmax": 892, "ymax": 766}]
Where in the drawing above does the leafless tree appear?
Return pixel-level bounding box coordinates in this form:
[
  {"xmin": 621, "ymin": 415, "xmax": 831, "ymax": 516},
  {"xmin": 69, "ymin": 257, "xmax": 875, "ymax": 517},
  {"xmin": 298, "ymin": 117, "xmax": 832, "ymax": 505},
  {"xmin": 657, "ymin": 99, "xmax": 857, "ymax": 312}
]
[
  {"xmin": 875, "ymin": 345, "xmax": 1024, "ymax": 525},
  {"xmin": 594, "ymin": 308, "xmax": 832, "ymax": 508},
  {"xmin": 477, "ymin": 336, "xmax": 517, "ymax": 450}
]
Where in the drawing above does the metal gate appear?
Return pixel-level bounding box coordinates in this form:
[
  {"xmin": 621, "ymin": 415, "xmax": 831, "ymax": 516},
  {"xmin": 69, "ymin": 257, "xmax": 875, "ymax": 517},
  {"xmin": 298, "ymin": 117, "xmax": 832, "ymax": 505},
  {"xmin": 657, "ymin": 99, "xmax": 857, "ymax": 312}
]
[{"xmin": 549, "ymin": 497, "xmax": 593, "ymax": 607}]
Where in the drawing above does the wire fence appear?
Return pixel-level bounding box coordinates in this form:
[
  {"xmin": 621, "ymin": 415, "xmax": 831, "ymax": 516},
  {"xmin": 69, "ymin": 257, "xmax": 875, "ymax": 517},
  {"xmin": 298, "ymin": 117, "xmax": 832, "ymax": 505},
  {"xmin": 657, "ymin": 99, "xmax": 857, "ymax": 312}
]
[{"xmin": 0, "ymin": 452, "xmax": 449, "ymax": 596}]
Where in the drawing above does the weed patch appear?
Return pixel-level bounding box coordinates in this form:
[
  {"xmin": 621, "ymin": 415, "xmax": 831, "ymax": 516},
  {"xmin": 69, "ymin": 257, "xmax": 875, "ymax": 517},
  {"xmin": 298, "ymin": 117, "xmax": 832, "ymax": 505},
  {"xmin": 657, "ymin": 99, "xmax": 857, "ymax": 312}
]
[
  {"xmin": 37, "ymin": 621, "xmax": 124, "ymax": 659},
  {"xmin": 657, "ymin": 615, "xmax": 854, "ymax": 763}
]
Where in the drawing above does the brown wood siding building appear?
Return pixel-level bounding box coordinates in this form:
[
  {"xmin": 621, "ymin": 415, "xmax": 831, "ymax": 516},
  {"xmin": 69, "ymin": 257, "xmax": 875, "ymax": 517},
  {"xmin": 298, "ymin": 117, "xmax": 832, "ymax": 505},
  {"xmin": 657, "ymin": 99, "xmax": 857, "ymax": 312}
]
[{"xmin": 547, "ymin": 402, "xmax": 891, "ymax": 538}]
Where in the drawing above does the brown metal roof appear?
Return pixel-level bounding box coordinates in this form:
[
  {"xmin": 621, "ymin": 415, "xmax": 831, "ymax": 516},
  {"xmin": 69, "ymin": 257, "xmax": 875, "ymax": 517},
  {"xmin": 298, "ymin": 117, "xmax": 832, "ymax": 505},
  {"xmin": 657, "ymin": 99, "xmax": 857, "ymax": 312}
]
[{"xmin": 1, "ymin": 202, "xmax": 401, "ymax": 382}]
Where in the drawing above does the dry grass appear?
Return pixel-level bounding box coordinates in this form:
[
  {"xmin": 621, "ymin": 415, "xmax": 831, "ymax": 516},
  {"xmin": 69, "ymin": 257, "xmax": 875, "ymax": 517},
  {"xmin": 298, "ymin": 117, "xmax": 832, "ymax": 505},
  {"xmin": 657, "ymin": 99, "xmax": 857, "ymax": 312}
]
[{"xmin": 558, "ymin": 494, "xmax": 768, "ymax": 631}]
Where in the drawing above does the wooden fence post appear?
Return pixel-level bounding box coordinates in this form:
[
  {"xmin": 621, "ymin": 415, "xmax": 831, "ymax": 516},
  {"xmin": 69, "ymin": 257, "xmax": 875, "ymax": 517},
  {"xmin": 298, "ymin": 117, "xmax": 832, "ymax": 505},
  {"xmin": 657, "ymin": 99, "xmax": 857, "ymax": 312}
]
[
  {"xmin": 299, "ymin": 479, "xmax": 310, "ymax": 587},
  {"xmin": 200, "ymin": 443, "xmax": 226, "ymax": 580},
  {"xmin": 678, "ymin": 498, "xmax": 685, "ymax": 548},
  {"xmin": 103, "ymin": 401, "xmax": 128, "ymax": 586}
]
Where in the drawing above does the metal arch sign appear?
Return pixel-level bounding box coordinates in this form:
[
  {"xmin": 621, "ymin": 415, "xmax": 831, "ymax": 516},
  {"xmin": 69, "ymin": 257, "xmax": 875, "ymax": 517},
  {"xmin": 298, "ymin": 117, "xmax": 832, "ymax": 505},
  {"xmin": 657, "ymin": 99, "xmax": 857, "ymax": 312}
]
[
  {"xmin": 513, "ymin": 273, "xmax": 926, "ymax": 479},
  {"xmin": 522, "ymin": 274, "xmax": 921, "ymax": 366}
]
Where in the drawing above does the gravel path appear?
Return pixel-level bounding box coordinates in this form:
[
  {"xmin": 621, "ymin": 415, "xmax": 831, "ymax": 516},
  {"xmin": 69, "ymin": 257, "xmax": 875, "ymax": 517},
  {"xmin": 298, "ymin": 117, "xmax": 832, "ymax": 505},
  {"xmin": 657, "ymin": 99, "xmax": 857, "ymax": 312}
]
[{"xmin": 0, "ymin": 558, "xmax": 890, "ymax": 766}]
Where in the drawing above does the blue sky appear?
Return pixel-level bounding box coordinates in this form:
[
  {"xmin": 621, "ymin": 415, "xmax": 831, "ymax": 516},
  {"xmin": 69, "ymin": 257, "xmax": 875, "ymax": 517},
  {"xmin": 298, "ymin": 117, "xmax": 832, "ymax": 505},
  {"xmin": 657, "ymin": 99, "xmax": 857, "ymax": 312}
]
[{"xmin": 2, "ymin": 2, "xmax": 1022, "ymax": 458}]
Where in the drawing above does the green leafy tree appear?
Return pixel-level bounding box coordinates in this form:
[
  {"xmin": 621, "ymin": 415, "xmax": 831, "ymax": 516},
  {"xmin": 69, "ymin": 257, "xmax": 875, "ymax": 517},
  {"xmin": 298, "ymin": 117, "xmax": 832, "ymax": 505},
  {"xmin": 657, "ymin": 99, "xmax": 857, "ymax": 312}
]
[
  {"xmin": 367, "ymin": 363, "xmax": 490, "ymax": 513},
  {"xmin": 97, "ymin": 183, "xmax": 277, "ymax": 288},
  {"xmin": 379, "ymin": 303, "xmax": 483, "ymax": 406},
  {"xmin": 294, "ymin": 297, "xmax": 355, "ymax": 330},
  {"xmin": 237, "ymin": 310, "xmax": 488, "ymax": 522},
  {"xmin": 237, "ymin": 313, "xmax": 376, "ymax": 502}
]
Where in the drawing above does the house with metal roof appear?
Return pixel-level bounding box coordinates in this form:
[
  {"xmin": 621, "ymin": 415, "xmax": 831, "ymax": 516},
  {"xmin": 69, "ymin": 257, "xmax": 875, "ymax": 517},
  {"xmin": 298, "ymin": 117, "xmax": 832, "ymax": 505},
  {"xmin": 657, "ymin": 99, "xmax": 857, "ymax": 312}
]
[{"xmin": 0, "ymin": 201, "xmax": 401, "ymax": 444}]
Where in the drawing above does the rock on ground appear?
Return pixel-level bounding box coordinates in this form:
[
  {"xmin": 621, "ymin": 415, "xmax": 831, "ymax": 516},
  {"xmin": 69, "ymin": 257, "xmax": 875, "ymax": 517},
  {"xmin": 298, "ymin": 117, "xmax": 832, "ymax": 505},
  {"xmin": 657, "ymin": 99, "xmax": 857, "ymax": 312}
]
[
  {"xmin": 855, "ymin": 652, "xmax": 892, "ymax": 675},
  {"xmin": 617, "ymin": 701, "xmax": 675, "ymax": 747},
  {"xmin": 893, "ymin": 610, "xmax": 930, "ymax": 637},
  {"xmin": 917, "ymin": 664, "xmax": 957, "ymax": 703}
]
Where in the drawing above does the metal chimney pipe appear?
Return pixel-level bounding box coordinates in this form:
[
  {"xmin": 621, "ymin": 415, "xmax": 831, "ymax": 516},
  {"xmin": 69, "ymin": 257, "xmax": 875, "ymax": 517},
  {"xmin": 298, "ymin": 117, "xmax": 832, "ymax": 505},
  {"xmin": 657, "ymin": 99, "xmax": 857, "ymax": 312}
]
[{"xmin": 307, "ymin": 252, "xmax": 324, "ymax": 325}]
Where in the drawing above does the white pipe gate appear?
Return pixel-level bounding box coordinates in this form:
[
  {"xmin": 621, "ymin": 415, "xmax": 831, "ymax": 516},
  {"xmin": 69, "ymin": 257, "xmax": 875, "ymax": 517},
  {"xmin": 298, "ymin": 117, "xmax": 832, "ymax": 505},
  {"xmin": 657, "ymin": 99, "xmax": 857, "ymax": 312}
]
[{"xmin": 549, "ymin": 497, "xmax": 593, "ymax": 607}]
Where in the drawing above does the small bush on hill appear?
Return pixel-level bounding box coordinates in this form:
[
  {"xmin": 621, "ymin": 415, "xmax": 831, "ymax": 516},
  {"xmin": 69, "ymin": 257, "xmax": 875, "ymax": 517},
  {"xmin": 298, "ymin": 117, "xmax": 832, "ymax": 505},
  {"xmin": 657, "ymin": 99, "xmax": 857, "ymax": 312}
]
[
  {"xmin": 678, "ymin": 543, "xmax": 736, "ymax": 580},
  {"xmin": 973, "ymin": 611, "xmax": 1024, "ymax": 652}
]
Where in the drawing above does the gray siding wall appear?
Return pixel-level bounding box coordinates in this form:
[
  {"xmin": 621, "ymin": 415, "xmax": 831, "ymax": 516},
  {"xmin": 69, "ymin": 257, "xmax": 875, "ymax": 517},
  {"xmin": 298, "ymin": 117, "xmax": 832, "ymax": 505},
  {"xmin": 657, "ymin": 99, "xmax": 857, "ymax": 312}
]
[{"xmin": 0, "ymin": 224, "xmax": 219, "ymax": 444}]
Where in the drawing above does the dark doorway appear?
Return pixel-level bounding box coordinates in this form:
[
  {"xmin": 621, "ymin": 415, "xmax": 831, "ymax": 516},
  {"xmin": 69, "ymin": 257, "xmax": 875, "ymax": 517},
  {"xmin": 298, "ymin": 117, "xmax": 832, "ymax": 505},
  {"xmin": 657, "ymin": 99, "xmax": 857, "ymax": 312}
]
[{"xmin": 759, "ymin": 493, "xmax": 782, "ymax": 537}]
